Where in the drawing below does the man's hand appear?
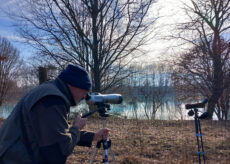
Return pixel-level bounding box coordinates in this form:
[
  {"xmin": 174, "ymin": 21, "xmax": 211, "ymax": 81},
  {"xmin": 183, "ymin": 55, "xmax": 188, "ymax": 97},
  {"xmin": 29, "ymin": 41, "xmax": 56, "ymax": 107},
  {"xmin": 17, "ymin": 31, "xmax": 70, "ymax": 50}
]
[
  {"xmin": 93, "ymin": 128, "xmax": 110, "ymax": 142},
  {"xmin": 73, "ymin": 114, "xmax": 87, "ymax": 130}
]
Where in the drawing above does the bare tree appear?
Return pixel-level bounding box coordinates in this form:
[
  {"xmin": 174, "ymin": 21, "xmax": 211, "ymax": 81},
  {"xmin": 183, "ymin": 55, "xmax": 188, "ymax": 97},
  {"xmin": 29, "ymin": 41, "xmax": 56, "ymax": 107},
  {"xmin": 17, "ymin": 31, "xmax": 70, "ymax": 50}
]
[
  {"xmin": 10, "ymin": 0, "xmax": 158, "ymax": 92},
  {"xmin": 171, "ymin": 0, "xmax": 230, "ymax": 119},
  {"xmin": 0, "ymin": 36, "xmax": 22, "ymax": 106},
  {"xmin": 141, "ymin": 64, "xmax": 171, "ymax": 120},
  {"xmin": 122, "ymin": 63, "xmax": 171, "ymax": 120},
  {"xmin": 173, "ymin": 39, "xmax": 230, "ymax": 120}
]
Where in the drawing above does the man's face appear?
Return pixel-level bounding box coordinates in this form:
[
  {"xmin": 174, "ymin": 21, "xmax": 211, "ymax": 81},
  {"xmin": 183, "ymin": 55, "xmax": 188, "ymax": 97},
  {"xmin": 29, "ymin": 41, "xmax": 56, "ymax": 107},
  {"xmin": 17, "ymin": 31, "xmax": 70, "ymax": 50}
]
[{"xmin": 68, "ymin": 84, "xmax": 88, "ymax": 104}]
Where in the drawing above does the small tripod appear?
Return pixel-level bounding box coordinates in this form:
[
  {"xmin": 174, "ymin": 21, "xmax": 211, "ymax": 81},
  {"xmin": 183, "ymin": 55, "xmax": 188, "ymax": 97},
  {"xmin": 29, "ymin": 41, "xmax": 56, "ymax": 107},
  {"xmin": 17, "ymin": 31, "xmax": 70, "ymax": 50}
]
[
  {"xmin": 185, "ymin": 99, "xmax": 209, "ymax": 164},
  {"xmin": 82, "ymin": 103, "xmax": 117, "ymax": 164}
]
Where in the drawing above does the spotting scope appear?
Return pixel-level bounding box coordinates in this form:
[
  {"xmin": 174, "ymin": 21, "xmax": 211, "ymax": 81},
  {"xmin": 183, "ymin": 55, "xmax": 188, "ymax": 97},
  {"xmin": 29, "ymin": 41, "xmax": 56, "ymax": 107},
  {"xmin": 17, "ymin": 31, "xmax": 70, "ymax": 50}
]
[
  {"xmin": 85, "ymin": 93, "xmax": 123, "ymax": 104},
  {"xmin": 185, "ymin": 99, "xmax": 208, "ymax": 109}
]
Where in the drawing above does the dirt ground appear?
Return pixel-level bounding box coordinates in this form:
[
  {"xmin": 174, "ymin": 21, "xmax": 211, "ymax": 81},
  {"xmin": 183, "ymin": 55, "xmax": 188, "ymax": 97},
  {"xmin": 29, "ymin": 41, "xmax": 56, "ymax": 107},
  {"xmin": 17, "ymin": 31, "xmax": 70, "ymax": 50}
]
[{"xmin": 0, "ymin": 117, "xmax": 229, "ymax": 164}]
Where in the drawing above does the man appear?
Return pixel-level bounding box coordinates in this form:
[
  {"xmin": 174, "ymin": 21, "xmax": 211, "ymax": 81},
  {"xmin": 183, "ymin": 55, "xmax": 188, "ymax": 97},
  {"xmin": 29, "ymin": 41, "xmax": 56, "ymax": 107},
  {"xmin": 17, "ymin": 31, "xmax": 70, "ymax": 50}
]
[{"xmin": 0, "ymin": 64, "xmax": 109, "ymax": 164}]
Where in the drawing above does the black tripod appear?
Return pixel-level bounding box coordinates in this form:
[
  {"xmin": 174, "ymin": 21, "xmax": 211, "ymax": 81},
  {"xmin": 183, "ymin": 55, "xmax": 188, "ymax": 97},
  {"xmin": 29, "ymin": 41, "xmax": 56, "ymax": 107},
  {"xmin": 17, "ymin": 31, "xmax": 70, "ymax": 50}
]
[
  {"xmin": 185, "ymin": 99, "xmax": 209, "ymax": 164},
  {"xmin": 192, "ymin": 108, "xmax": 206, "ymax": 164},
  {"xmin": 82, "ymin": 103, "xmax": 117, "ymax": 164}
]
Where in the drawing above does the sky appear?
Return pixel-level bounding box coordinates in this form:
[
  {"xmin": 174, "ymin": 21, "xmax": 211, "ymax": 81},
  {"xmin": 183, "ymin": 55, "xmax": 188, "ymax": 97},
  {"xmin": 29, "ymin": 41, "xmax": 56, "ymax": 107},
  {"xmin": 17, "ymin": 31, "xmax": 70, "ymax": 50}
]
[
  {"xmin": 0, "ymin": 0, "xmax": 35, "ymax": 59},
  {"xmin": 0, "ymin": 0, "xmax": 188, "ymax": 62}
]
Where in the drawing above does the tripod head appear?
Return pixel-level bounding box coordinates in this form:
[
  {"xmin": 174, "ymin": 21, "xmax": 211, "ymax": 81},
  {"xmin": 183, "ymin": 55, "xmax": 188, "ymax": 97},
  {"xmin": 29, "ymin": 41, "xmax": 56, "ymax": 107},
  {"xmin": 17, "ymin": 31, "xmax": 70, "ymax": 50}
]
[
  {"xmin": 81, "ymin": 102, "xmax": 111, "ymax": 118},
  {"xmin": 95, "ymin": 102, "xmax": 111, "ymax": 117}
]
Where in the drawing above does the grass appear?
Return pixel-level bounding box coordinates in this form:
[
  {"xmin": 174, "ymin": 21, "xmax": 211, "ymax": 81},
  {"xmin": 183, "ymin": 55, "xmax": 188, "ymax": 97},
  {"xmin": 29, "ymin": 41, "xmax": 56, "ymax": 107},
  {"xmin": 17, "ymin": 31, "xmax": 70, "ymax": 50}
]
[
  {"xmin": 66, "ymin": 117, "xmax": 230, "ymax": 164},
  {"xmin": 0, "ymin": 117, "xmax": 229, "ymax": 164}
]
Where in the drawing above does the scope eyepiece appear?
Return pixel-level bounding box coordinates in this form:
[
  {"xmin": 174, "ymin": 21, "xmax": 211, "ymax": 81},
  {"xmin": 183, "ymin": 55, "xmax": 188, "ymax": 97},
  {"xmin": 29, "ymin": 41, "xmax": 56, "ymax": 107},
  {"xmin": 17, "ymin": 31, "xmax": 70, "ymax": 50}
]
[{"xmin": 85, "ymin": 93, "xmax": 91, "ymax": 101}]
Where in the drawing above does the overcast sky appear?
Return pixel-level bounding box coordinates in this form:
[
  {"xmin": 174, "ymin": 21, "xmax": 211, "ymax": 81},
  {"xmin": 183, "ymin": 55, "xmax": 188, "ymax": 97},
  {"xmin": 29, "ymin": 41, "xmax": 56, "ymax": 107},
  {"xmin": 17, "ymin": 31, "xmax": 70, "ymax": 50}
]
[{"xmin": 0, "ymin": 0, "xmax": 188, "ymax": 62}]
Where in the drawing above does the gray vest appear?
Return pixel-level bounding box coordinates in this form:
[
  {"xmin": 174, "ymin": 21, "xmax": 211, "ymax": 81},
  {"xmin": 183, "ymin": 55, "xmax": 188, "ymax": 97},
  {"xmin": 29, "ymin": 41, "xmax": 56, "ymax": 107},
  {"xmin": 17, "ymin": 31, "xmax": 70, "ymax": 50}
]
[{"xmin": 0, "ymin": 80, "xmax": 70, "ymax": 164}]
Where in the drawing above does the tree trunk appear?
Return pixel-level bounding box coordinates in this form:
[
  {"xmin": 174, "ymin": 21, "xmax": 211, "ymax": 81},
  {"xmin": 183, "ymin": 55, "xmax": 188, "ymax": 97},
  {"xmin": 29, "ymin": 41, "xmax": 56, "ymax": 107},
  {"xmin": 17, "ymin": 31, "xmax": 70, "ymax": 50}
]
[
  {"xmin": 207, "ymin": 32, "xmax": 224, "ymax": 119},
  {"xmin": 92, "ymin": 0, "xmax": 101, "ymax": 93}
]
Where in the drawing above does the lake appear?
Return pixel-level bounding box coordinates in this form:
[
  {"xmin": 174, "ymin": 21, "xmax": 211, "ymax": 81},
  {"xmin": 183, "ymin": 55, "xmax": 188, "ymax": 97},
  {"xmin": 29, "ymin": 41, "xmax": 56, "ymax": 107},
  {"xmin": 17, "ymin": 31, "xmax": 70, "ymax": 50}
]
[{"xmin": 0, "ymin": 101, "xmax": 196, "ymax": 120}]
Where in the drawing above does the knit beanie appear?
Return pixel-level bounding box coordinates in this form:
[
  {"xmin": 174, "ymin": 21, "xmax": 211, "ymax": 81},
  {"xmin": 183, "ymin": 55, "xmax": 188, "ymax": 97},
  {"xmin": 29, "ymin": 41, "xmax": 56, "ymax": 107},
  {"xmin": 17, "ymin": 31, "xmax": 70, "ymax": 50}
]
[{"xmin": 58, "ymin": 64, "xmax": 92, "ymax": 91}]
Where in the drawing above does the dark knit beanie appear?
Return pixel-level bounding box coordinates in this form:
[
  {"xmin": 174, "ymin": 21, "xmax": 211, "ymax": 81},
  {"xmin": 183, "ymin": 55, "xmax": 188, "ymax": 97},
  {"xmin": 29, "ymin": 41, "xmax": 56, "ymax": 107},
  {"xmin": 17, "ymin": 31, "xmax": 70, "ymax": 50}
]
[{"xmin": 58, "ymin": 64, "xmax": 92, "ymax": 91}]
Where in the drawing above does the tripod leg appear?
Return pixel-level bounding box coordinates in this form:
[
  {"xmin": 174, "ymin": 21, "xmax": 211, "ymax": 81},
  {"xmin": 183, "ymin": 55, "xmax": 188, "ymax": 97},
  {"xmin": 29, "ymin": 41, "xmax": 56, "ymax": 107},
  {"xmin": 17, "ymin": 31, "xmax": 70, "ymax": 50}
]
[
  {"xmin": 109, "ymin": 148, "xmax": 117, "ymax": 164},
  {"xmin": 90, "ymin": 147, "xmax": 99, "ymax": 164},
  {"xmin": 194, "ymin": 109, "xmax": 201, "ymax": 164},
  {"xmin": 104, "ymin": 149, "xmax": 109, "ymax": 164},
  {"xmin": 198, "ymin": 119, "xmax": 205, "ymax": 164},
  {"xmin": 103, "ymin": 140, "xmax": 109, "ymax": 164}
]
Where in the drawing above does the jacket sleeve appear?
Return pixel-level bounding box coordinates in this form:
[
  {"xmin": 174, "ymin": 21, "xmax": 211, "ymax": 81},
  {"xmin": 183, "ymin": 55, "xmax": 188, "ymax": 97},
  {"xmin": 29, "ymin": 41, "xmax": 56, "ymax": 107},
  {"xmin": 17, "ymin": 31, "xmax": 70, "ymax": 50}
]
[
  {"xmin": 29, "ymin": 96, "xmax": 81, "ymax": 157},
  {"xmin": 77, "ymin": 131, "xmax": 95, "ymax": 147}
]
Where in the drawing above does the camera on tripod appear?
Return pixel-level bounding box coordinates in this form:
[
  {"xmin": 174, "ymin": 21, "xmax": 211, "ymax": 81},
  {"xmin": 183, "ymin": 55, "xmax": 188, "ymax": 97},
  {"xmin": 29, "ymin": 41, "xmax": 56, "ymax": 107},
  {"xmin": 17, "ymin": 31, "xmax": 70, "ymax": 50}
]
[
  {"xmin": 85, "ymin": 93, "xmax": 123, "ymax": 104},
  {"xmin": 82, "ymin": 93, "xmax": 123, "ymax": 164},
  {"xmin": 82, "ymin": 93, "xmax": 123, "ymax": 118},
  {"xmin": 185, "ymin": 98, "xmax": 209, "ymax": 164},
  {"xmin": 185, "ymin": 99, "xmax": 209, "ymax": 119}
]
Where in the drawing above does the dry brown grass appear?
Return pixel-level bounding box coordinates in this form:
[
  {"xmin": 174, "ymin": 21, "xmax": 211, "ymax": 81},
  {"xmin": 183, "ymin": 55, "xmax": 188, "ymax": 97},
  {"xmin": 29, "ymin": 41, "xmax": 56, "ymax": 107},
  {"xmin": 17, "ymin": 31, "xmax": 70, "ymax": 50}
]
[
  {"xmin": 67, "ymin": 117, "xmax": 230, "ymax": 164},
  {"xmin": 0, "ymin": 117, "xmax": 229, "ymax": 164}
]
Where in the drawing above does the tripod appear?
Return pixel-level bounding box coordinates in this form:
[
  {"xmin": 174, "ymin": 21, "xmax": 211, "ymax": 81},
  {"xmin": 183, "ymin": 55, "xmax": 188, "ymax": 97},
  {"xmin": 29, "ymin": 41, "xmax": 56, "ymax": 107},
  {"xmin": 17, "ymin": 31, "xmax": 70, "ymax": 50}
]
[
  {"xmin": 186, "ymin": 99, "xmax": 208, "ymax": 164},
  {"xmin": 193, "ymin": 108, "xmax": 206, "ymax": 164},
  {"xmin": 82, "ymin": 103, "xmax": 117, "ymax": 164}
]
